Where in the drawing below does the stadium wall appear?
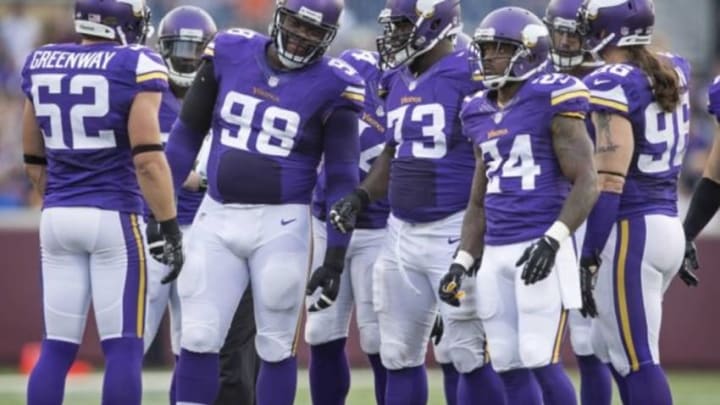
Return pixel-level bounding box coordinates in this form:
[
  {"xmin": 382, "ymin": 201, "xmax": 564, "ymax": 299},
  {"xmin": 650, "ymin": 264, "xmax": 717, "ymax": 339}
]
[{"xmin": 1, "ymin": 226, "xmax": 719, "ymax": 369}]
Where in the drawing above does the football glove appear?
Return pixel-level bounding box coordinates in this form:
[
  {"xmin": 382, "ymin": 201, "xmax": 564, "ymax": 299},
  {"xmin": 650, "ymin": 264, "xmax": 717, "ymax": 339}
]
[
  {"xmin": 306, "ymin": 264, "xmax": 343, "ymax": 312},
  {"xmin": 159, "ymin": 218, "xmax": 184, "ymax": 284},
  {"xmin": 678, "ymin": 240, "xmax": 699, "ymax": 287},
  {"xmin": 438, "ymin": 263, "xmax": 467, "ymax": 307},
  {"xmin": 579, "ymin": 254, "xmax": 600, "ymax": 318},
  {"xmin": 430, "ymin": 313, "xmax": 444, "ymax": 345},
  {"xmin": 145, "ymin": 216, "xmax": 165, "ymax": 263},
  {"xmin": 329, "ymin": 189, "xmax": 370, "ymax": 234},
  {"xmin": 518, "ymin": 235, "xmax": 560, "ymax": 285}
]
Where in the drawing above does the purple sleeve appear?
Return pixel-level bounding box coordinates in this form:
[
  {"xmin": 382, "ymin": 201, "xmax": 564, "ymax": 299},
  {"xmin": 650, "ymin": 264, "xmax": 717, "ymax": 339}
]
[
  {"xmin": 324, "ymin": 108, "xmax": 361, "ymax": 250},
  {"xmin": 581, "ymin": 191, "xmax": 621, "ymax": 259},
  {"xmin": 707, "ymin": 76, "xmax": 720, "ymax": 121},
  {"xmin": 165, "ymin": 119, "xmax": 206, "ymax": 193}
]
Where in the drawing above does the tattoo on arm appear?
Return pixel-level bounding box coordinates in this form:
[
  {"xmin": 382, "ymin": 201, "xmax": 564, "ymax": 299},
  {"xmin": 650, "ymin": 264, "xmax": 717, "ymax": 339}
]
[{"xmin": 595, "ymin": 112, "xmax": 619, "ymax": 154}]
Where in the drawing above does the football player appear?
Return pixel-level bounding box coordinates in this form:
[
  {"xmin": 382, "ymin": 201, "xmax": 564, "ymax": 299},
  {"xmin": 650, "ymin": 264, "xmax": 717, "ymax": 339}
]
[
  {"xmin": 576, "ymin": 1, "xmax": 689, "ymax": 404},
  {"xmin": 305, "ymin": 48, "xmax": 389, "ymax": 405},
  {"xmin": 21, "ymin": 1, "xmax": 182, "ymax": 404},
  {"xmin": 139, "ymin": 6, "xmax": 218, "ymax": 405},
  {"xmin": 543, "ymin": 1, "xmax": 613, "ymax": 404},
  {"xmin": 163, "ymin": 0, "xmax": 364, "ymax": 403},
  {"xmin": 330, "ymin": 1, "xmax": 505, "ymax": 404},
  {"xmin": 441, "ymin": 6, "xmax": 598, "ymax": 405}
]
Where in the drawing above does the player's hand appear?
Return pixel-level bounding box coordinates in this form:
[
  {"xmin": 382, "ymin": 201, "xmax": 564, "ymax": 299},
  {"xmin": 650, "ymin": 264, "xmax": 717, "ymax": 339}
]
[
  {"xmin": 579, "ymin": 254, "xmax": 600, "ymax": 318},
  {"xmin": 430, "ymin": 314, "xmax": 444, "ymax": 345},
  {"xmin": 145, "ymin": 216, "xmax": 165, "ymax": 263},
  {"xmin": 329, "ymin": 189, "xmax": 369, "ymax": 234},
  {"xmin": 159, "ymin": 219, "xmax": 184, "ymax": 284},
  {"xmin": 438, "ymin": 263, "xmax": 467, "ymax": 307},
  {"xmin": 678, "ymin": 240, "xmax": 699, "ymax": 287},
  {"xmin": 306, "ymin": 265, "xmax": 343, "ymax": 312},
  {"xmin": 517, "ymin": 236, "xmax": 560, "ymax": 285}
]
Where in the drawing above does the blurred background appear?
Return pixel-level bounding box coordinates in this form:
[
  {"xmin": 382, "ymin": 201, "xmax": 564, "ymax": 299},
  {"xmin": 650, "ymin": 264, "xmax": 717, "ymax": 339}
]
[{"xmin": 0, "ymin": 0, "xmax": 719, "ymax": 403}]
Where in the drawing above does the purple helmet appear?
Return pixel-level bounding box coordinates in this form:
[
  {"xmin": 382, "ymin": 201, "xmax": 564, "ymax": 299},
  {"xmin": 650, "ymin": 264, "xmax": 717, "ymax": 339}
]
[
  {"xmin": 473, "ymin": 7, "xmax": 550, "ymax": 89},
  {"xmin": 543, "ymin": 0, "xmax": 587, "ymax": 70},
  {"xmin": 376, "ymin": 0, "xmax": 462, "ymax": 70},
  {"xmin": 74, "ymin": 0, "xmax": 151, "ymax": 45},
  {"xmin": 270, "ymin": 0, "xmax": 344, "ymax": 69},
  {"xmin": 577, "ymin": 0, "xmax": 655, "ymax": 60},
  {"xmin": 158, "ymin": 6, "xmax": 217, "ymax": 88}
]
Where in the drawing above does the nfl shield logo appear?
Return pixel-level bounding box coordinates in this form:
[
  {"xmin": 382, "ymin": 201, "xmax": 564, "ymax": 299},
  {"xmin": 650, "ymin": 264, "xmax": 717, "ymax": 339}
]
[
  {"xmin": 493, "ymin": 112, "xmax": 504, "ymax": 124},
  {"xmin": 268, "ymin": 76, "xmax": 279, "ymax": 87},
  {"xmin": 409, "ymin": 81, "xmax": 417, "ymax": 91},
  {"xmin": 376, "ymin": 105, "xmax": 385, "ymax": 117}
]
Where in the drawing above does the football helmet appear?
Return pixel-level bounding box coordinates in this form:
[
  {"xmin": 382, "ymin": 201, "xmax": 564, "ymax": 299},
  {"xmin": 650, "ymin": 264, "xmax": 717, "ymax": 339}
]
[
  {"xmin": 577, "ymin": 0, "xmax": 655, "ymax": 61},
  {"xmin": 472, "ymin": 7, "xmax": 550, "ymax": 89},
  {"xmin": 74, "ymin": 0, "xmax": 152, "ymax": 45},
  {"xmin": 543, "ymin": 0, "xmax": 586, "ymax": 70},
  {"xmin": 157, "ymin": 6, "xmax": 217, "ymax": 87},
  {"xmin": 270, "ymin": 0, "xmax": 343, "ymax": 69},
  {"xmin": 376, "ymin": 0, "xmax": 462, "ymax": 70}
]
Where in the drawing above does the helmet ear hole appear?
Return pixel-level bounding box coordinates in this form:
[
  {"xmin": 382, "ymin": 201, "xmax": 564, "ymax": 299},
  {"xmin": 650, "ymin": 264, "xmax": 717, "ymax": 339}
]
[{"xmin": 430, "ymin": 19, "xmax": 441, "ymax": 31}]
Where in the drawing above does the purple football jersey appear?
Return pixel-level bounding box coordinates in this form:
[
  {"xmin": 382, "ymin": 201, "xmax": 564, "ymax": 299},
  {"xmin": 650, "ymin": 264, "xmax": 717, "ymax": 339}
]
[
  {"xmin": 584, "ymin": 54, "xmax": 691, "ymax": 219},
  {"xmin": 21, "ymin": 42, "xmax": 169, "ymax": 213},
  {"xmin": 707, "ymin": 75, "xmax": 720, "ymax": 121},
  {"xmin": 384, "ymin": 50, "xmax": 483, "ymax": 223},
  {"xmin": 312, "ymin": 49, "xmax": 390, "ymax": 229},
  {"xmin": 201, "ymin": 29, "xmax": 365, "ymax": 205},
  {"xmin": 156, "ymin": 89, "xmax": 204, "ymax": 225},
  {"xmin": 462, "ymin": 72, "xmax": 590, "ymax": 245}
]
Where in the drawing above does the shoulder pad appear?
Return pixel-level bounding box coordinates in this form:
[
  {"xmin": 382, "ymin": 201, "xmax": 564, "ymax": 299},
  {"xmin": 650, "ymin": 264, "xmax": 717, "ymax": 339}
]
[
  {"xmin": 327, "ymin": 57, "xmax": 365, "ymax": 88},
  {"xmin": 529, "ymin": 73, "xmax": 589, "ymax": 102},
  {"xmin": 205, "ymin": 28, "xmax": 263, "ymax": 60}
]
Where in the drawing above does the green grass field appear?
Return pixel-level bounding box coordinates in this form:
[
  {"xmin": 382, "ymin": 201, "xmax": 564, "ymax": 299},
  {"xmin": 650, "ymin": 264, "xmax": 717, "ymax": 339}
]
[
  {"xmin": 0, "ymin": 369, "xmax": 720, "ymax": 405},
  {"xmin": 1, "ymin": 369, "xmax": 719, "ymax": 404}
]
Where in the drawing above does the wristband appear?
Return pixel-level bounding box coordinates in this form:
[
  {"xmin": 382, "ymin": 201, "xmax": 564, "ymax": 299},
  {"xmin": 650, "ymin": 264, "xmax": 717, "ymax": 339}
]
[
  {"xmin": 159, "ymin": 217, "xmax": 181, "ymax": 236},
  {"xmin": 453, "ymin": 250, "xmax": 475, "ymax": 270},
  {"xmin": 545, "ymin": 221, "xmax": 570, "ymax": 243}
]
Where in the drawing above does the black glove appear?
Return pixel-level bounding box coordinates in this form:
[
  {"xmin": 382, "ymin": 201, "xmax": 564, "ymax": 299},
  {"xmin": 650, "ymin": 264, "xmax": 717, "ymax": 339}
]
[
  {"xmin": 579, "ymin": 254, "xmax": 600, "ymax": 318},
  {"xmin": 678, "ymin": 240, "xmax": 699, "ymax": 287},
  {"xmin": 438, "ymin": 263, "xmax": 467, "ymax": 307},
  {"xmin": 159, "ymin": 218, "xmax": 184, "ymax": 284},
  {"xmin": 306, "ymin": 264, "xmax": 343, "ymax": 312},
  {"xmin": 145, "ymin": 216, "xmax": 165, "ymax": 263},
  {"xmin": 430, "ymin": 314, "xmax": 444, "ymax": 345},
  {"xmin": 329, "ymin": 189, "xmax": 370, "ymax": 234},
  {"xmin": 517, "ymin": 235, "xmax": 560, "ymax": 285}
]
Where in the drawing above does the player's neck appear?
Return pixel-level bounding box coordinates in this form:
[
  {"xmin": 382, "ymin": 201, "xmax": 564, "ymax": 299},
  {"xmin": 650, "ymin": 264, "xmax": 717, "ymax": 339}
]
[
  {"xmin": 601, "ymin": 46, "xmax": 630, "ymax": 64},
  {"xmin": 409, "ymin": 40, "xmax": 453, "ymax": 76},
  {"xmin": 496, "ymin": 81, "xmax": 523, "ymax": 107}
]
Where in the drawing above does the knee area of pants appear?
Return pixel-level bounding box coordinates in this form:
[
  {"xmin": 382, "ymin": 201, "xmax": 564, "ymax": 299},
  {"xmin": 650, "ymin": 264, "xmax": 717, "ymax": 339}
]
[
  {"xmin": 304, "ymin": 320, "xmax": 344, "ymax": 346},
  {"xmin": 181, "ymin": 325, "xmax": 222, "ymax": 353},
  {"xmin": 257, "ymin": 276, "xmax": 303, "ymax": 312},
  {"xmin": 380, "ymin": 340, "xmax": 424, "ymax": 370},
  {"xmin": 448, "ymin": 346, "xmax": 485, "ymax": 374},
  {"xmin": 255, "ymin": 333, "xmax": 292, "ymax": 363},
  {"xmin": 519, "ymin": 338, "xmax": 552, "ymax": 369},
  {"xmin": 358, "ymin": 325, "xmax": 380, "ymax": 355}
]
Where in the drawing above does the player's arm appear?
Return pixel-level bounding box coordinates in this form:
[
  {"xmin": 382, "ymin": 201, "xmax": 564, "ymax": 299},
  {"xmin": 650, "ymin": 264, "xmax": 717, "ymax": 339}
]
[
  {"xmin": 128, "ymin": 91, "xmax": 177, "ymax": 222},
  {"xmin": 306, "ymin": 107, "xmax": 360, "ymax": 311},
  {"xmin": 328, "ymin": 140, "xmax": 394, "ymax": 234},
  {"xmin": 580, "ymin": 111, "xmax": 634, "ymax": 259},
  {"xmin": 165, "ymin": 60, "xmax": 217, "ymax": 192},
  {"xmin": 683, "ymin": 125, "xmax": 720, "ymax": 242},
  {"xmin": 22, "ymin": 98, "xmax": 47, "ymax": 197},
  {"xmin": 551, "ymin": 115, "xmax": 599, "ymax": 232},
  {"xmin": 439, "ymin": 147, "xmax": 486, "ymax": 306},
  {"xmin": 458, "ymin": 146, "xmax": 488, "ymax": 260}
]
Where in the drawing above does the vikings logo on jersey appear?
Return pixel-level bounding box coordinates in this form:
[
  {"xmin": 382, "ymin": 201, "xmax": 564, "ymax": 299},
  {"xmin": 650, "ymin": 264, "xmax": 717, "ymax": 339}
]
[
  {"xmin": 312, "ymin": 48, "xmax": 390, "ymax": 229},
  {"xmin": 382, "ymin": 49, "xmax": 482, "ymax": 223},
  {"xmin": 21, "ymin": 42, "xmax": 168, "ymax": 213},
  {"xmin": 201, "ymin": 29, "xmax": 365, "ymax": 205},
  {"xmin": 583, "ymin": 53, "xmax": 691, "ymax": 219},
  {"xmin": 462, "ymin": 72, "xmax": 589, "ymax": 245}
]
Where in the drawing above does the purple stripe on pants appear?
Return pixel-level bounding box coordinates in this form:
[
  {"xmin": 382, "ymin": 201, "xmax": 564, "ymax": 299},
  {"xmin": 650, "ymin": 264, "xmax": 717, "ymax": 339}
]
[{"xmin": 119, "ymin": 213, "xmax": 146, "ymax": 338}]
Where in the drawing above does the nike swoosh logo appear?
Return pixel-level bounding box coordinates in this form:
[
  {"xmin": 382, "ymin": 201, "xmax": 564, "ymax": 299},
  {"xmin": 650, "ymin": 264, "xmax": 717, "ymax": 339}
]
[
  {"xmin": 281, "ymin": 218, "xmax": 297, "ymax": 226},
  {"xmin": 593, "ymin": 79, "xmax": 611, "ymax": 86},
  {"xmin": 448, "ymin": 237, "xmax": 461, "ymax": 244}
]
